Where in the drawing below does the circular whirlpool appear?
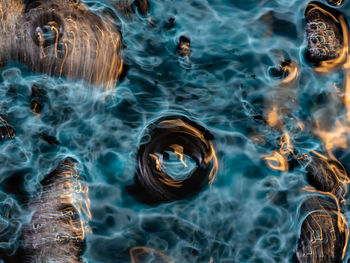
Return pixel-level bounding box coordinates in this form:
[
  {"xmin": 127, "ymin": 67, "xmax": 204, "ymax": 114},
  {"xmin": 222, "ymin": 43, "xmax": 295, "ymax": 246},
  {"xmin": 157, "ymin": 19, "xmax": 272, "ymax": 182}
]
[{"xmin": 131, "ymin": 115, "xmax": 218, "ymax": 204}]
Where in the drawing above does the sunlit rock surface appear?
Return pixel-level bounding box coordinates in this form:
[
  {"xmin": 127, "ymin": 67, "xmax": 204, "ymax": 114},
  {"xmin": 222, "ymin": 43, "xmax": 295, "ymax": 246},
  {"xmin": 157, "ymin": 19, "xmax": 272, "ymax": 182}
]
[
  {"xmin": 20, "ymin": 158, "xmax": 90, "ymax": 263},
  {"xmin": 0, "ymin": 0, "xmax": 124, "ymax": 89}
]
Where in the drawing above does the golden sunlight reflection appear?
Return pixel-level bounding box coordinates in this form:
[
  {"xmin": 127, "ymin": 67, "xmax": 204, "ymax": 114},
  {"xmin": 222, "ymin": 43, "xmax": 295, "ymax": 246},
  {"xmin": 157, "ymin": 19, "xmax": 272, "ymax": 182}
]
[
  {"xmin": 264, "ymin": 151, "xmax": 288, "ymax": 171},
  {"xmin": 266, "ymin": 105, "xmax": 280, "ymax": 128},
  {"xmin": 159, "ymin": 119, "xmax": 219, "ymax": 185},
  {"xmin": 263, "ymin": 131, "xmax": 303, "ymax": 172},
  {"xmin": 263, "ymin": 60, "xmax": 300, "ymax": 171},
  {"xmin": 169, "ymin": 144, "xmax": 188, "ymax": 167}
]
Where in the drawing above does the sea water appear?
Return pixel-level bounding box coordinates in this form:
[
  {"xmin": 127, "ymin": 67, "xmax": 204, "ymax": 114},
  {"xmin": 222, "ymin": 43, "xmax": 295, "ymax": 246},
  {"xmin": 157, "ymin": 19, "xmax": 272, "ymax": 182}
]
[{"xmin": 1, "ymin": 0, "xmax": 350, "ymax": 262}]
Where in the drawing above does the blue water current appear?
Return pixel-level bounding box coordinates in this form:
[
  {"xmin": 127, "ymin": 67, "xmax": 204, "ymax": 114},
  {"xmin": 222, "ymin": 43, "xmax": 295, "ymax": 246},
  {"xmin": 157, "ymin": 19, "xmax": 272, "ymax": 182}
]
[{"xmin": 1, "ymin": 0, "xmax": 350, "ymax": 262}]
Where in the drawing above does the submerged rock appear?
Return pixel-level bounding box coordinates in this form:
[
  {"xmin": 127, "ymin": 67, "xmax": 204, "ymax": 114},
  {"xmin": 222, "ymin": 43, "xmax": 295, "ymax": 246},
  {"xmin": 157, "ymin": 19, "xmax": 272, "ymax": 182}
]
[
  {"xmin": 0, "ymin": 115, "xmax": 15, "ymax": 141},
  {"xmin": 40, "ymin": 133, "xmax": 59, "ymax": 146},
  {"xmin": 304, "ymin": 1, "xmax": 349, "ymax": 73},
  {"xmin": 327, "ymin": 0, "xmax": 344, "ymax": 6},
  {"xmin": 30, "ymin": 84, "xmax": 45, "ymax": 115},
  {"xmin": 177, "ymin": 35, "xmax": 191, "ymax": 56},
  {"xmin": 305, "ymin": 154, "xmax": 349, "ymax": 195}
]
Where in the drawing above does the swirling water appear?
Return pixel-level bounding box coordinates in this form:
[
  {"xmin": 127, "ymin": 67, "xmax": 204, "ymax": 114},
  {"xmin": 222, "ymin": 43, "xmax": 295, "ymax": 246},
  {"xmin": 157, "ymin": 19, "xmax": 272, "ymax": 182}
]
[{"xmin": 1, "ymin": 0, "xmax": 350, "ymax": 262}]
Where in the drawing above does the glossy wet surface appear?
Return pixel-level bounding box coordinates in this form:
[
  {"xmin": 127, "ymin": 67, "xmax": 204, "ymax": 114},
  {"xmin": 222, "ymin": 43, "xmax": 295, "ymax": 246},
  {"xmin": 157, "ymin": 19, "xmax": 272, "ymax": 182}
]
[{"xmin": 1, "ymin": 0, "xmax": 350, "ymax": 262}]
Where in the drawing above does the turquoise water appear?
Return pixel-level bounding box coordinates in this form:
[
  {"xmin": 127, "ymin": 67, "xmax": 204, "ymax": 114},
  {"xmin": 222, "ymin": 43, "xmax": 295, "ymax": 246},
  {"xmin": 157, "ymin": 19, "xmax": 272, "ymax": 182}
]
[{"xmin": 1, "ymin": 0, "xmax": 350, "ymax": 262}]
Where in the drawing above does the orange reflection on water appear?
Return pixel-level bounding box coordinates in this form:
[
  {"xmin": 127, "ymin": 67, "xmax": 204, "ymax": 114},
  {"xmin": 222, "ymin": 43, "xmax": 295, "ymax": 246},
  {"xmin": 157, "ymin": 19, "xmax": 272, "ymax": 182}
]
[
  {"xmin": 149, "ymin": 153, "xmax": 161, "ymax": 171},
  {"xmin": 264, "ymin": 151, "xmax": 288, "ymax": 171},
  {"xmin": 159, "ymin": 119, "xmax": 219, "ymax": 184},
  {"xmin": 266, "ymin": 105, "xmax": 280, "ymax": 128},
  {"xmin": 169, "ymin": 144, "xmax": 188, "ymax": 168},
  {"xmin": 280, "ymin": 60, "xmax": 299, "ymax": 85},
  {"xmin": 263, "ymin": 60, "xmax": 301, "ymax": 171},
  {"xmin": 314, "ymin": 120, "xmax": 350, "ymax": 159},
  {"xmin": 264, "ymin": 132, "xmax": 296, "ymax": 171}
]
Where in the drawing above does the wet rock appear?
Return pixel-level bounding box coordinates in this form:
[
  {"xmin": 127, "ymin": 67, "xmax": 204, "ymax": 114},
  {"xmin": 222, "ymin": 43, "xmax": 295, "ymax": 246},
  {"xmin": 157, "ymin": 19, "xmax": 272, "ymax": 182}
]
[
  {"xmin": 305, "ymin": 153, "xmax": 348, "ymax": 194},
  {"xmin": 177, "ymin": 35, "xmax": 191, "ymax": 56},
  {"xmin": 129, "ymin": 115, "xmax": 218, "ymax": 204},
  {"xmin": 0, "ymin": 116, "xmax": 15, "ymax": 141},
  {"xmin": 134, "ymin": 0, "xmax": 149, "ymax": 15},
  {"xmin": 304, "ymin": 1, "xmax": 348, "ymax": 72},
  {"xmin": 21, "ymin": 158, "xmax": 89, "ymax": 263},
  {"xmin": 114, "ymin": 0, "xmax": 149, "ymax": 18},
  {"xmin": 327, "ymin": 0, "xmax": 344, "ymax": 6},
  {"xmin": 295, "ymin": 210, "xmax": 347, "ymax": 263},
  {"xmin": 164, "ymin": 17, "xmax": 176, "ymax": 30},
  {"xmin": 30, "ymin": 84, "xmax": 45, "ymax": 115},
  {"xmin": 40, "ymin": 133, "xmax": 59, "ymax": 146},
  {"xmin": 0, "ymin": 0, "xmax": 124, "ymax": 89}
]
